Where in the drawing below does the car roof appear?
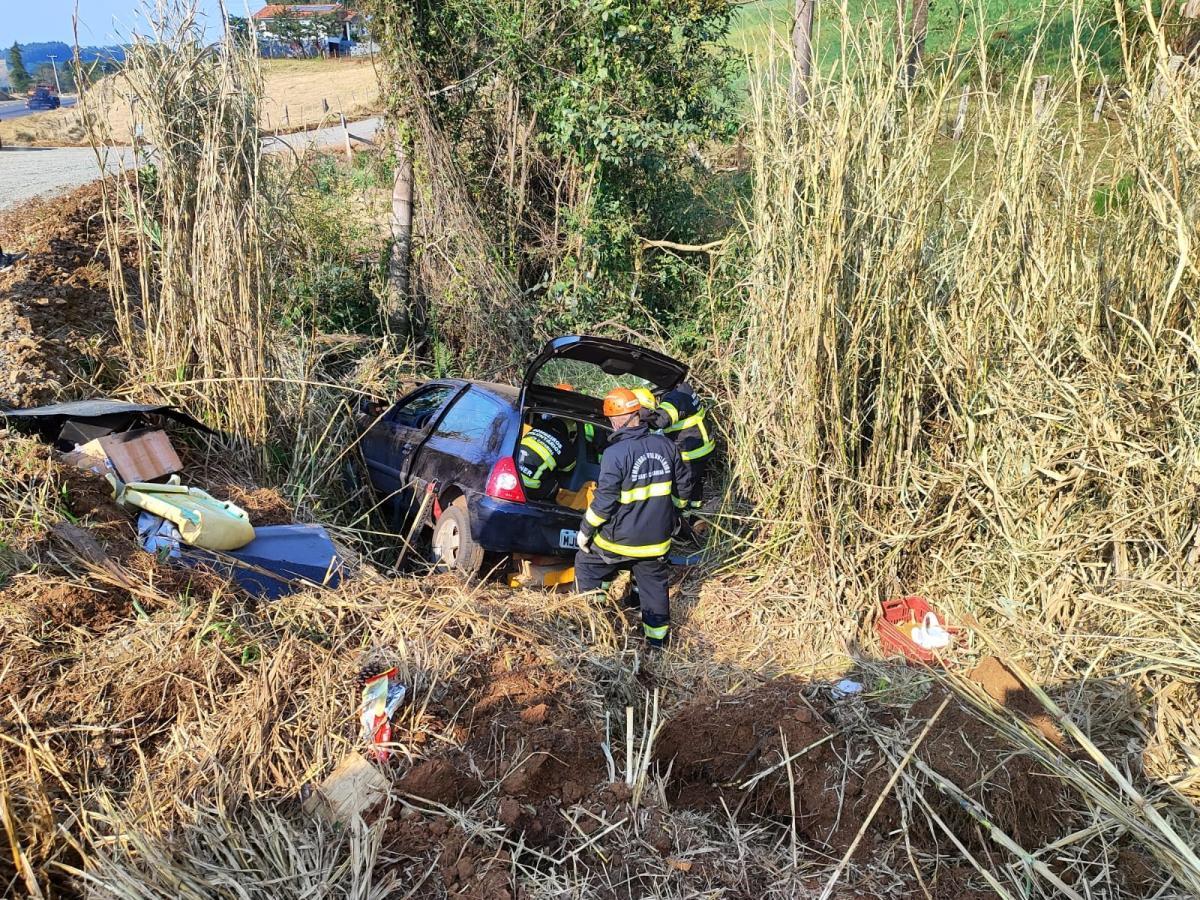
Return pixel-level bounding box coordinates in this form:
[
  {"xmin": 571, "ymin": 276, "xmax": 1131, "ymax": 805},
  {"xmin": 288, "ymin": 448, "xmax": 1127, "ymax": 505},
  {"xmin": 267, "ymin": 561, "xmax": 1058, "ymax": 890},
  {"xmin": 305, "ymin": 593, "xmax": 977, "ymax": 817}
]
[{"xmin": 430, "ymin": 379, "xmax": 517, "ymax": 406}]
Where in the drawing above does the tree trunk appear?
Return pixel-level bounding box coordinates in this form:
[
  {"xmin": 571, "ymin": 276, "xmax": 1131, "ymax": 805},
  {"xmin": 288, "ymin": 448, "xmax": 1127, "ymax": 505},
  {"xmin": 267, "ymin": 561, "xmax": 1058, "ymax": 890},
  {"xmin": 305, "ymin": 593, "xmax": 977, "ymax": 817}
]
[
  {"xmin": 905, "ymin": 0, "xmax": 928, "ymax": 85},
  {"xmin": 387, "ymin": 135, "xmax": 415, "ymax": 336},
  {"xmin": 791, "ymin": 0, "xmax": 816, "ymax": 108}
]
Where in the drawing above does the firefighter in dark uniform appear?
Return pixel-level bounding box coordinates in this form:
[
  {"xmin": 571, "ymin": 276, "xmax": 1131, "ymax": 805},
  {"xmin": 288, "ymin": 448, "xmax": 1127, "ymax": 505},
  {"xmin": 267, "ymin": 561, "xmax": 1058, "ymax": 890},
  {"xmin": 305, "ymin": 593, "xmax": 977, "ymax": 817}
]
[
  {"xmin": 516, "ymin": 416, "xmax": 576, "ymax": 500},
  {"xmin": 655, "ymin": 381, "xmax": 714, "ymax": 512},
  {"xmin": 574, "ymin": 387, "xmax": 692, "ymax": 648}
]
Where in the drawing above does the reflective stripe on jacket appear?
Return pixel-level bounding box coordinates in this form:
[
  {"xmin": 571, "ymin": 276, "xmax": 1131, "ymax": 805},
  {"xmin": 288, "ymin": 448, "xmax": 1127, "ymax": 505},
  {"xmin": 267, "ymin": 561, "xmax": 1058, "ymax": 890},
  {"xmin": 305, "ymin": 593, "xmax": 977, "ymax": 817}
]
[
  {"xmin": 659, "ymin": 388, "xmax": 715, "ymax": 462},
  {"xmin": 579, "ymin": 422, "xmax": 692, "ymax": 559},
  {"xmin": 517, "ymin": 425, "xmax": 569, "ymax": 489}
]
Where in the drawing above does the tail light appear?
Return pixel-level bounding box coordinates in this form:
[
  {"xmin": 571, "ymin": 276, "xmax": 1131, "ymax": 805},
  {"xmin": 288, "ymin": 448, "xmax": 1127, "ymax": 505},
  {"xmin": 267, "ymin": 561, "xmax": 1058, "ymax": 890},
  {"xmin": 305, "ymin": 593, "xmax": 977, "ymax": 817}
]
[{"xmin": 486, "ymin": 456, "xmax": 526, "ymax": 503}]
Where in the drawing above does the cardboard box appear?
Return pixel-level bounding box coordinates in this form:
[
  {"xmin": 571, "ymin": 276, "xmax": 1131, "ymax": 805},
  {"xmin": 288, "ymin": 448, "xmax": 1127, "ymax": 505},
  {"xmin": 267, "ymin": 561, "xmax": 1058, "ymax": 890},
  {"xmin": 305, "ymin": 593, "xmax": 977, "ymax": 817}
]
[
  {"xmin": 302, "ymin": 753, "xmax": 390, "ymax": 824},
  {"xmin": 62, "ymin": 444, "xmax": 113, "ymax": 477},
  {"xmin": 58, "ymin": 420, "xmax": 115, "ymax": 447},
  {"xmin": 70, "ymin": 429, "xmax": 182, "ymax": 484}
]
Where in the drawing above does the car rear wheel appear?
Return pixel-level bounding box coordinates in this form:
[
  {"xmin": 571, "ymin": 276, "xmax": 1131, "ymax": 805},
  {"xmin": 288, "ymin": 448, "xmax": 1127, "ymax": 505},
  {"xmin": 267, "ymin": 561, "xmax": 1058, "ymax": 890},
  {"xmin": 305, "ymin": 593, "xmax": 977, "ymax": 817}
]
[{"xmin": 430, "ymin": 497, "xmax": 484, "ymax": 577}]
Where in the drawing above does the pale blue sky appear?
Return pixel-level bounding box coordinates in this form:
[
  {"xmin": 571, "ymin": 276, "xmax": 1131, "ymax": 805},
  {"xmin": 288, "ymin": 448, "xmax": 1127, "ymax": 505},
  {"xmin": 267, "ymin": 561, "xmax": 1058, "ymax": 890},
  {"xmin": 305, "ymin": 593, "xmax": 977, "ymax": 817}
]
[{"xmin": 3, "ymin": 0, "xmax": 241, "ymax": 47}]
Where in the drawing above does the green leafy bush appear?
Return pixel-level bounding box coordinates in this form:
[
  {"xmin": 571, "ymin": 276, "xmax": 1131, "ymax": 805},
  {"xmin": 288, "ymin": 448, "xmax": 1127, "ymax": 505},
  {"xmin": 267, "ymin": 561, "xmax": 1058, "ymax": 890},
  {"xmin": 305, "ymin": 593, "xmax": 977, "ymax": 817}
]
[{"xmin": 276, "ymin": 155, "xmax": 389, "ymax": 335}]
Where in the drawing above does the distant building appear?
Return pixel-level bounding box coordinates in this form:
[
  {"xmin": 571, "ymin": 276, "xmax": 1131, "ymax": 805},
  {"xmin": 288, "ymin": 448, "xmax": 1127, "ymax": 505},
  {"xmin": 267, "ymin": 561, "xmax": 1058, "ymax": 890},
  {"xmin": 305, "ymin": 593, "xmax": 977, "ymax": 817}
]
[
  {"xmin": 251, "ymin": 3, "xmax": 369, "ymax": 58},
  {"xmin": 0, "ymin": 59, "xmax": 10, "ymax": 93}
]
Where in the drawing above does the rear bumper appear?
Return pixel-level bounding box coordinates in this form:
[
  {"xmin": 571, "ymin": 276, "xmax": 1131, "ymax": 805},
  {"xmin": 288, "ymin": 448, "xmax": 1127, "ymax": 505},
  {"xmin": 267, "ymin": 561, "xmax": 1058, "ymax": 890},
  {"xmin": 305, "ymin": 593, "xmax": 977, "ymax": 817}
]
[{"xmin": 469, "ymin": 494, "xmax": 583, "ymax": 557}]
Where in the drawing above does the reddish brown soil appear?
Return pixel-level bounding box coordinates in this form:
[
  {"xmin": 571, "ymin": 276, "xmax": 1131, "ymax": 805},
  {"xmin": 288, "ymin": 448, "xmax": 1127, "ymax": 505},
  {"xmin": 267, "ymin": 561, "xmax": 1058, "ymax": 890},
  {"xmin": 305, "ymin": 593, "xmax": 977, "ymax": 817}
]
[
  {"xmin": 656, "ymin": 676, "xmax": 1072, "ymax": 857},
  {"xmin": 0, "ymin": 184, "xmax": 123, "ymax": 409},
  {"xmin": 3, "ymin": 578, "xmax": 136, "ymax": 631},
  {"xmin": 968, "ymin": 655, "xmax": 1065, "ymax": 747},
  {"xmin": 910, "ymin": 683, "xmax": 1069, "ymax": 849},
  {"xmin": 655, "ymin": 677, "xmax": 899, "ymax": 854},
  {"xmin": 220, "ymin": 485, "xmax": 295, "ymax": 526},
  {"xmin": 393, "ymin": 651, "xmax": 604, "ymax": 823}
]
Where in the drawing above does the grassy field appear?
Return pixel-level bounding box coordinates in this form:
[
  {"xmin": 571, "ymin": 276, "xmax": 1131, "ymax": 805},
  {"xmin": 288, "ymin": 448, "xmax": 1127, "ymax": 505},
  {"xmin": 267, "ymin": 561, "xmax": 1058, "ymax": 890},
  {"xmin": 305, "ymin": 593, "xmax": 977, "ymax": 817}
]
[
  {"xmin": 729, "ymin": 0, "xmax": 1121, "ymax": 74},
  {"xmin": 0, "ymin": 56, "xmax": 382, "ymax": 147}
]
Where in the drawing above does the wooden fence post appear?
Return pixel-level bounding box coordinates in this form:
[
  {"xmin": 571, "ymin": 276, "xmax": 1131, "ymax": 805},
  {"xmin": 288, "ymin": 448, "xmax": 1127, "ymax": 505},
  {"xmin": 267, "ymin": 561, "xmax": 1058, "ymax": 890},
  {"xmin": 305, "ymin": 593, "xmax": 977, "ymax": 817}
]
[
  {"xmin": 322, "ymin": 97, "xmax": 329, "ymax": 114},
  {"xmin": 952, "ymin": 84, "xmax": 969, "ymax": 139},
  {"xmin": 341, "ymin": 113, "xmax": 353, "ymax": 162},
  {"xmin": 387, "ymin": 135, "xmax": 415, "ymax": 336},
  {"xmin": 1092, "ymin": 84, "xmax": 1106, "ymax": 123},
  {"xmin": 283, "ymin": 105, "xmax": 289, "ymax": 126}
]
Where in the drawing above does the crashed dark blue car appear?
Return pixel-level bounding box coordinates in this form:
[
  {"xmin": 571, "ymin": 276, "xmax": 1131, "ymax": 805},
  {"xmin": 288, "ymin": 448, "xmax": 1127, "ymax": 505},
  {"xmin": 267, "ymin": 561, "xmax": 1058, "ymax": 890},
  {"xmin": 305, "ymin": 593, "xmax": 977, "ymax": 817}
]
[{"xmin": 358, "ymin": 336, "xmax": 689, "ymax": 575}]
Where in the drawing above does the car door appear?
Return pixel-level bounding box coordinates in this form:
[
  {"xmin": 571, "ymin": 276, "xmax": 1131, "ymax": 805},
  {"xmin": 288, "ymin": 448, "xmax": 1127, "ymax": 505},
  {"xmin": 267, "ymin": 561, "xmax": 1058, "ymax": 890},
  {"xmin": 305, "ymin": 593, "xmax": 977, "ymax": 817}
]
[
  {"xmin": 361, "ymin": 384, "xmax": 459, "ymax": 511},
  {"xmin": 408, "ymin": 389, "xmax": 512, "ymax": 500},
  {"xmin": 518, "ymin": 335, "xmax": 689, "ymax": 424}
]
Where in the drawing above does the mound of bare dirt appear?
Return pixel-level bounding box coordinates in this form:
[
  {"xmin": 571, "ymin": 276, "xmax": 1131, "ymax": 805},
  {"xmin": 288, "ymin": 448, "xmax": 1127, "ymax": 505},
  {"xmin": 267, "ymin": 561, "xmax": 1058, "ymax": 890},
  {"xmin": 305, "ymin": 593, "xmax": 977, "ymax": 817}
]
[
  {"xmin": 391, "ymin": 650, "xmax": 604, "ymax": 819},
  {"xmin": 655, "ymin": 676, "xmax": 1071, "ymax": 856},
  {"xmin": 0, "ymin": 184, "xmax": 123, "ymax": 409},
  {"xmin": 655, "ymin": 677, "xmax": 899, "ymax": 853}
]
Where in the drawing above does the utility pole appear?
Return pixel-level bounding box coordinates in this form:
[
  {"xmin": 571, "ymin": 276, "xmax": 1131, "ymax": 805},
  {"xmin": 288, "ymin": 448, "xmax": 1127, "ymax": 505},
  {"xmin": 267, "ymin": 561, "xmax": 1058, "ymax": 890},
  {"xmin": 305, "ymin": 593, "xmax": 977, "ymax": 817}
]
[
  {"xmin": 47, "ymin": 54, "xmax": 62, "ymax": 93},
  {"xmin": 387, "ymin": 132, "xmax": 415, "ymax": 336}
]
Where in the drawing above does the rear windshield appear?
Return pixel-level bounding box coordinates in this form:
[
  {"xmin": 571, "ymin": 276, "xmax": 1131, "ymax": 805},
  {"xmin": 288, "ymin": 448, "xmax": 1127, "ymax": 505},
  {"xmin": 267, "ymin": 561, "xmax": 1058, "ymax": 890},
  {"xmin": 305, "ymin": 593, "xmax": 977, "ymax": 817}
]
[{"xmin": 532, "ymin": 359, "xmax": 657, "ymax": 401}]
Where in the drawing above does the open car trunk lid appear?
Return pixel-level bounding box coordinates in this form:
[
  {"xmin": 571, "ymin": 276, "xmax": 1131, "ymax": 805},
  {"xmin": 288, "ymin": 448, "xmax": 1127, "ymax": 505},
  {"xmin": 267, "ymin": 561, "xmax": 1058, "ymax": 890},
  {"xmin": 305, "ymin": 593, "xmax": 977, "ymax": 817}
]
[{"xmin": 519, "ymin": 335, "xmax": 689, "ymax": 423}]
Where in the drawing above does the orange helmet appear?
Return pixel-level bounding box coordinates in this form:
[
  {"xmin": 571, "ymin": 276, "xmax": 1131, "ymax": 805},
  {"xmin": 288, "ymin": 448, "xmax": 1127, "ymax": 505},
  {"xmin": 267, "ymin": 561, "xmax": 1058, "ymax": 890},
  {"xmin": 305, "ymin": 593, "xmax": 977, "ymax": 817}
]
[
  {"xmin": 555, "ymin": 382, "xmax": 575, "ymax": 392},
  {"xmin": 602, "ymin": 387, "xmax": 641, "ymax": 417}
]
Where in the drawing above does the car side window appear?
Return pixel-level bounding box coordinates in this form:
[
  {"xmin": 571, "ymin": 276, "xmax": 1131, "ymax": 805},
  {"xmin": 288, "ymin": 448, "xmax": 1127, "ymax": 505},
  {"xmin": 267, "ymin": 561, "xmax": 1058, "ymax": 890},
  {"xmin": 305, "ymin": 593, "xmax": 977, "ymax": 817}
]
[
  {"xmin": 432, "ymin": 390, "xmax": 506, "ymax": 444},
  {"xmin": 389, "ymin": 386, "xmax": 456, "ymax": 429}
]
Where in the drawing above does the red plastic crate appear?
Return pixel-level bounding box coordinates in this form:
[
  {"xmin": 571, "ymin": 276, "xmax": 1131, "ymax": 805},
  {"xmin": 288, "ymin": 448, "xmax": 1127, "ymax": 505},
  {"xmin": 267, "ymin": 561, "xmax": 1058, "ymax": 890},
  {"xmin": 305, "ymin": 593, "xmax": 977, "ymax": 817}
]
[{"xmin": 876, "ymin": 596, "xmax": 958, "ymax": 664}]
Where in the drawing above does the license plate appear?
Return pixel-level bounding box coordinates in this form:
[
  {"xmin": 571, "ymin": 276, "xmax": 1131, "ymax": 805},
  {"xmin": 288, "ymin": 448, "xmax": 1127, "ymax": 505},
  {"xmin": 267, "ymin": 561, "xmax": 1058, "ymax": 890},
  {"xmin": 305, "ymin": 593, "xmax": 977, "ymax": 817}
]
[{"xmin": 559, "ymin": 529, "xmax": 579, "ymax": 549}]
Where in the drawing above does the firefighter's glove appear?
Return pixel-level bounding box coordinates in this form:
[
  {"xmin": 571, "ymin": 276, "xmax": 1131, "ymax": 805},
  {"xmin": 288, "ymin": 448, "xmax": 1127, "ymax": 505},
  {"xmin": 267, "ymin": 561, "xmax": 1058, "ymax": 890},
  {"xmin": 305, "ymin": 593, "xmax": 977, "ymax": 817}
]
[{"xmin": 577, "ymin": 530, "xmax": 592, "ymax": 553}]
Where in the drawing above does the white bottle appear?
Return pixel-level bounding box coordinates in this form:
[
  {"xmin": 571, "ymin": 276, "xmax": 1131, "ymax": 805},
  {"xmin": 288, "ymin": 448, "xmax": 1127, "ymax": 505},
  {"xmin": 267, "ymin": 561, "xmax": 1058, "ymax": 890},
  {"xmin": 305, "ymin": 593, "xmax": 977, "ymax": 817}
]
[{"xmin": 911, "ymin": 612, "xmax": 951, "ymax": 650}]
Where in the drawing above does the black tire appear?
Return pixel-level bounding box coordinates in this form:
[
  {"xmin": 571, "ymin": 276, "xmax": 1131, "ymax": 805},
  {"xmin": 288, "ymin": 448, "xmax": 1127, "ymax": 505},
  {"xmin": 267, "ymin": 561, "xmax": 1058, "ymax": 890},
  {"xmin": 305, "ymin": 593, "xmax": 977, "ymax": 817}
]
[{"xmin": 430, "ymin": 497, "xmax": 485, "ymax": 577}]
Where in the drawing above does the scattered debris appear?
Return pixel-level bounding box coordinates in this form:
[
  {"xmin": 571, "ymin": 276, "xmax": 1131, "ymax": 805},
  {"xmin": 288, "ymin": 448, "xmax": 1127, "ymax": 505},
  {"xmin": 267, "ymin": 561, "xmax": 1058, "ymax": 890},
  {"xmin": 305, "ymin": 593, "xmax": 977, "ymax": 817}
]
[
  {"xmin": 1, "ymin": 399, "xmax": 212, "ymax": 446},
  {"xmin": 912, "ymin": 610, "xmax": 952, "ymax": 650},
  {"xmin": 360, "ymin": 666, "xmax": 408, "ymax": 763},
  {"xmin": 66, "ymin": 428, "xmax": 182, "ymax": 483},
  {"xmin": 831, "ymin": 678, "xmax": 863, "ymax": 698},
  {"xmin": 188, "ymin": 524, "xmax": 345, "ymax": 598},
  {"xmin": 303, "ymin": 753, "xmax": 391, "ymax": 824},
  {"xmin": 112, "ymin": 477, "xmax": 255, "ymax": 551},
  {"xmin": 508, "ymin": 554, "xmax": 575, "ymax": 589},
  {"xmin": 877, "ymin": 596, "xmax": 959, "ymax": 663}
]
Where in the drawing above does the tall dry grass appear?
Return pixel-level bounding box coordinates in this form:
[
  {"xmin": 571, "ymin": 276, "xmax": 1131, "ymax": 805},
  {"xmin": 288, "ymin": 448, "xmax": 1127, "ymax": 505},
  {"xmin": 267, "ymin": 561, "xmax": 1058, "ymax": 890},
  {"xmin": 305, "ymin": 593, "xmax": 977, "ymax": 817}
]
[
  {"xmin": 724, "ymin": 0, "xmax": 1200, "ymax": 877},
  {"xmin": 82, "ymin": 0, "xmax": 275, "ymax": 448}
]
